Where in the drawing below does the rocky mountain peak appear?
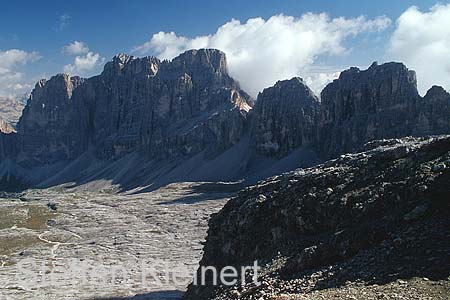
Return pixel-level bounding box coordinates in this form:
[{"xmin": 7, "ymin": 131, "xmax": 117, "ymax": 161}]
[
  {"xmin": 425, "ymin": 85, "xmax": 450, "ymax": 98},
  {"xmin": 414, "ymin": 85, "xmax": 450, "ymax": 136},
  {"xmin": 15, "ymin": 74, "xmax": 85, "ymax": 165},
  {"xmin": 102, "ymin": 53, "xmax": 135, "ymax": 77},
  {"xmin": 103, "ymin": 54, "xmax": 160, "ymax": 78},
  {"xmin": 250, "ymin": 77, "xmax": 320, "ymax": 157},
  {"xmin": 30, "ymin": 74, "xmax": 84, "ymax": 101},
  {"xmin": 268, "ymin": 77, "xmax": 316, "ymax": 98},
  {"xmin": 327, "ymin": 62, "xmax": 418, "ymax": 96},
  {"xmin": 171, "ymin": 49, "xmax": 228, "ymax": 75},
  {"xmin": 317, "ymin": 62, "xmax": 422, "ymax": 158}
]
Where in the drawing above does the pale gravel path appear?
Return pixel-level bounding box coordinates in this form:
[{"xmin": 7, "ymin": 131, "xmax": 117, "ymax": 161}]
[{"xmin": 0, "ymin": 182, "xmax": 233, "ymax": 300}]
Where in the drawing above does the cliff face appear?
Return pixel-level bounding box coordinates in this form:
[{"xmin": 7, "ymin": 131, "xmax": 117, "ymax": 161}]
[
  {"xmin": 0, "ymin": 132, "xmax": 16, "ymax": 160},
  {"xmin": 16, "ymin": 74, "xmax": 85, "ymax": 165},
  {"xmin": 249, "ymin": 78, "xmax": 320, "ymax": 158},
  {"xmin": 414, "ymin": 85, "xmax": 450, "ymax": 136},
  {"xmin": 185, "ymin": 136, "xmax": 450, "ymax": 300},
  {"xmin": 317, "ymin": 62, "xmax": 421, "ymax": 158},
  {"xmin": 15, "ymin": 49, "xmax": 252, "ymax": 166},
  {"xmin": 315, "ymin": 62, "xmax": 450, "ymax": 159}
]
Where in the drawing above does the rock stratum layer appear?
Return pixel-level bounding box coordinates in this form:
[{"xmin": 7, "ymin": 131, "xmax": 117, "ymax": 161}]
[
  {"xmin": 0, "ymin": 50, "xmax": 449, "ymax": 191},
  {"xmin": 185, "ymin": 135, "xmax": 450, "ymax": 300}
]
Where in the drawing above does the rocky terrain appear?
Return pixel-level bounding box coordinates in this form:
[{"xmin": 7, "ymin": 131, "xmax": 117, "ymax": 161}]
[
  {"xmin": 0, "ymin": 182, "xmax": 238, "ymax": 300},
  {"xmin": 185, "ymin": 135, "xmax": 450, "ymax": 300},
  {"xmin": 1, "ymin": 50, "xmax": 449, "ymax": 192}
]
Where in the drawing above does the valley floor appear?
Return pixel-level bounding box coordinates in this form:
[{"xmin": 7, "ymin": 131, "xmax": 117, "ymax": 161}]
[{"xmin": 0, "ymin": 183, "xmax": 234, "ymax": 300}]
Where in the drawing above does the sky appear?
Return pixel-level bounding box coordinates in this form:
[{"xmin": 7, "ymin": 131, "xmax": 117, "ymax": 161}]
[{"xmin": 0, "ymin": 0, "xmax": 449, "ymax": 98}]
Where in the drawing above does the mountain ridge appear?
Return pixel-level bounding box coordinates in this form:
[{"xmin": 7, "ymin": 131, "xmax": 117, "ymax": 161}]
[{"xmin": 0, "ymin": 49, "xmax": 449, "ymax": 192}]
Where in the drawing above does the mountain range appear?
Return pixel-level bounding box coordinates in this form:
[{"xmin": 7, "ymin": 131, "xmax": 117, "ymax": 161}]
[{"xmin": 0, "ymin": 49, "xmax": 449, "ymax": 192}]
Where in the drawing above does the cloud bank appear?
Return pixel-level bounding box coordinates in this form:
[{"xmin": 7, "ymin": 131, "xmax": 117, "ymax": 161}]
[
  {"xmin": 0, "ymin": 49, "xmax": 40, "ymax": 97},
  {"xmin": 388, "ymin": 4, "xmax": 450, "ymax": 95},
  {"xmin": 135, "ymin": 13, "xmax": 391, "ymax": 96}
]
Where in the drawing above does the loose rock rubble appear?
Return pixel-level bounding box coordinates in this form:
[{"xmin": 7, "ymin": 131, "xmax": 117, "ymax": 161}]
[{"xmin": 185, "ymin": 136, "xmax": 450, "ymax": 300}]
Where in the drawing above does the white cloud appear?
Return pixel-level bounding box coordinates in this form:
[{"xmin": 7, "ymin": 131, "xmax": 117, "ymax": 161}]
[
  {"xmin": 0, "ymin": 49, "xmax": 40, "ymax": 70},
  {"xmin": 63, "ymin": 52, "xmax": 105, "ymax": 76},
  {"xmin": 0, "ymin": 49, "xmax": 41, "ymax": 97},
  {"xmin": 388, "ymin": 4, "xmax": 450, "ymax": 95},
  {"xmin": 62, "ymin": 41, "xmax": 89, "ymax": 55},
  {"xmin": 134, "ymin": 13, "xmax": 391, "ymax": 96}
]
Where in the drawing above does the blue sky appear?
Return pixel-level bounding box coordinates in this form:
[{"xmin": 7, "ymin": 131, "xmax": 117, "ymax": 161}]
[{"xmin": 0, "ymin": 0, "xmax": 448, "ymax": 98}]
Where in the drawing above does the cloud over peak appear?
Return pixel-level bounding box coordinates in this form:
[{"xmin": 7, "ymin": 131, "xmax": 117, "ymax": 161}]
[
  {"xmin": 63, "ymin": 52, "xmax": 105, "ymax": 76},
  {"xmin": 61, "ymin": 40, "xmax": 104, "ymax": 77},
  {"xmin": 388, "ymin": 3, "xmax": 450, "ymax": 95},
  {"xmin": 134, "ymin": 13, "xmax": 391, "ymax": 96}
]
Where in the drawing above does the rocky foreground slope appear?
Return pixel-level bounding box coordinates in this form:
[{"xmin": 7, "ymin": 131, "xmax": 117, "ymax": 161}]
[{"xmin": 185, "ymin": 135, "xmax": 450, "ymax": 300}]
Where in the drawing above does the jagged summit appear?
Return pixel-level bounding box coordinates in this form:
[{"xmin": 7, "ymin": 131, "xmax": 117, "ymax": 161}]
[
  {"xmin": 265, "ymin": 77, "xmax": 317, "ymax": 98},
  {"xmin": 425, "ymin": 85, "xmax": 450, "ymax": 98},
  {"xmin": 171, "ymin": 49, "xmax": 228, "ymax": 74},
  {"xmin": 101, "ymin": 49, "xmax": 229, "ymax": 80},
  {"xmin": 249, "ymin": 77, "xmax": 320, "ymax": 157},
  {"xmin": 332, "ymin": 61, "xmax": 417, "ymax": 89}
]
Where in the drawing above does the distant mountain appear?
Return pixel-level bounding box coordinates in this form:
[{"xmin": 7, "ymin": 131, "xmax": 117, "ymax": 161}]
[
  {"xmin": 0, "ymin": 49, "xmax": 449, "ymax": 192},
  {"xmin": 0, "ymin": 119, "xmax": 15, "ymax": 134},
  {"xmin": 0, "ymin": 95, "xmax": 26, "ymax": 126}
]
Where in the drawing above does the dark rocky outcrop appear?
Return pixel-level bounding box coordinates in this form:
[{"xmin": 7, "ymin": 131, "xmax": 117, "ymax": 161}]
[
  {"xmin": 16, "ymin": 74, "xmax": 85, "ymax": 166},
  {"xmin": 414, "ymin": 85, "xmax": 450, "ymax": 136},
  {"xmin": 185, "ymin": 135, "xmax": 450, "ymax": 300},
  {"xmin": 249, "ymin": 78, "xmax": 319, "ymax": 158},
  {"xmin": 0, "ymin": 132, "xmax": 16, "ymax": 159},
  {"xmin": 316, "ymin": 62, "xmax": 450, "ymax": 159},
  {"xmin": 317, "ymin": 62, "xmax": 419, "ymax": 158}
]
